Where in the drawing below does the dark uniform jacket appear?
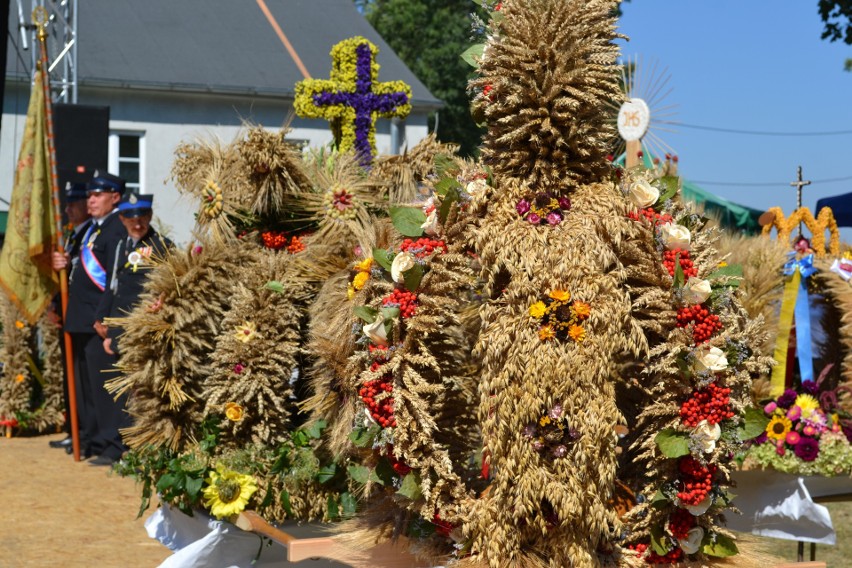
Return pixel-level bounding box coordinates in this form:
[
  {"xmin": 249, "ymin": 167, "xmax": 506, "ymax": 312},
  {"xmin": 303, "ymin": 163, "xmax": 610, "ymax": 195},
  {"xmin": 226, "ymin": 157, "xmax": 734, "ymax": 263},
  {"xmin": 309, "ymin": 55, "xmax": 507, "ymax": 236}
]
[
  {"xmin": 65, "ymin": 211, "xmax": 127, "ymax": 334},
  {"xmin": 95, "ymin": 228, "xmax": 173, "ymax": 355}
]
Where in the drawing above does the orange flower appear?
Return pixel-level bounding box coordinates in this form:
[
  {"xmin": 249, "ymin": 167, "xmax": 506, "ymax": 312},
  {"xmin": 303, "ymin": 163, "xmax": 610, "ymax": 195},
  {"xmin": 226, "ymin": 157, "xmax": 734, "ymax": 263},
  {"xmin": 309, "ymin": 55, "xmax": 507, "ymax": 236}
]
[
  {"xmin": 15, "ymin": 374, "xmax": 25, "ymax": 383},
  {"xmin": 225, "ymin": 402, "xmax": 245, "ymax": 422},
  {"xmin": 14, "ymin": 320, "xmax": 25, "ymax": 329},
  {"xmin": 538, "ymin": 324, "xmax": 556, "ymax": 341},
  {"xmin": 568, "ymin": 324, "xmax": 586, "ymax": 342},
  {"xmin": 352, "ymin": 270, "xmax": 370, "ymax": 291},
  {"xmin": 571, "ymin": 301, "xmax": 591, "ymax": 320},
  {"xmin": 548, "ymin": 290, "xmax": 571, "ymax": 302}
]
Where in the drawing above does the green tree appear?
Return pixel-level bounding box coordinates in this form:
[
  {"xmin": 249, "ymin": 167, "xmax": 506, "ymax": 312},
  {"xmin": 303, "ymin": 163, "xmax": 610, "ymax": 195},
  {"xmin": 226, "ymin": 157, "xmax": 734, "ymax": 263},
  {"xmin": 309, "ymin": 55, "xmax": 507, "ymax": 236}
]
[
  {"xmin": 818, "ymin": 0, "xmax": 852, "ymax": 43},
  {"xmin": 359, "ymin": 0, "xmax": 486, "ymax": 156}
]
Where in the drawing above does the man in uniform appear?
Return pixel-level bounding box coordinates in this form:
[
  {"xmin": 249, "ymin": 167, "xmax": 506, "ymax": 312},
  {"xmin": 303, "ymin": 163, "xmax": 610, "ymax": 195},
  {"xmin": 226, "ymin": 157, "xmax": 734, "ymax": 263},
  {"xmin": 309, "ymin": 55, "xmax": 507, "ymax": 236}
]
[
  {"xmin": 49, "ymin": 182, "xmax": 92, "ymax": 452},
  {"xmin": 91, "ymin": 192, "xmax": 172, "ymax": 465},
  {"xmin": 53, "ymin": 171, "xmax": 127, "ymax": 460}
]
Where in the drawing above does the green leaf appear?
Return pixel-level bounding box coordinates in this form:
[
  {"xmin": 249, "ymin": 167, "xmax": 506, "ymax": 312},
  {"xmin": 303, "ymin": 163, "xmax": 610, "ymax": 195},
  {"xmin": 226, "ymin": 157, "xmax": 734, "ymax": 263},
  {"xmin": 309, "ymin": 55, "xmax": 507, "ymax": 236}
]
[
  {"xmin": 185, "ymin": 476, "xmax": 204, "ymax": 500},
  {"xmin": 657, "ymin": 176, "xmax": 680, "ymax": 203},
  {"xmin": 434, "ymin": 177, "xmax": 462, "ymax": 197},
  {"xmin": 655, "ymin": 428, "xmax": 691, "ymax": 458},
  {"xmin": 347, "ymin": 465, "xmax": 371, "ymax": 484},
  {"xmin": 349, "ymin": 425, "xmax": 380, "ymax": 448},
  {"xmin": 317, "ymin": 464, "xmax": 337, "ymax": 484},
  {"xmin": 327, "ymin": 495, "xmax": 340, "ymax": 520},
  {"xmin": 407, "ymin": 517, "xmax": 437, "ymax": 538},
  {"xmin": 439, "ymin": 187, "xmax": 460, "ymax": 224},
  {"xmin": 650, "ymin": 489, "xmax": 669, "ymax": 509},
  {"xmin": 353, "ymin": 305, "xmax": 379, "ymax": 324},
  {"xmin": 389, "ymin": 206, "xmax": 427, "ymax": 237},
  {"xmin": 649, "ymin": 525, "xmax": 671, "ymax": 556},
  {"xmin": 707, "ymin": 264, "xmax": 743, "ymax": 289},
  {"xmin": 397, "ymin": 473, "xmax": 423, "ymax": 501},
  {"xmin": 673, "ymin": 252, "xmax": 685, "ymax": 288},
  {"xmin": 264, "ymin": 280, "xmax": 284, "ymax": 293},
  {"xmin": 374, "ymin": 458, "xmax": 396, "ymax": 486},
  {"xmin": 433, "ymin": 154, "xmax": 458, "ymax": 179},
  {"xmin": 676, "ymin": 352, "xmax": 693, "ymax": 381},
  {"xmin": 738, "ymin": 406, "xmax": 770, "ymax": 441},
  {"xmin": 372, "ymin": 248, "xmax": 393, "ymax": 271},
  {"xmin": 340, "ymin": 492, "xmax": 358, "ymax": 517},
  {"xmin": 155, "ymin": 473, "xmax": 178, "ymax": 494},
  {"xmin": 702, "ymin": 533, "xmax": 738, "ymax": 557},
  {"xmin": 460, "ymin": 43, "xmax": 485, "ymax": 68},
  {"xmin": 291, "ymin": 430, "xmax": 310, "ymax": 448},
  {"xmin": 306, "ymin": 419, "xmax": 327, "ymax": 439},
  {"xmin": 259, "ymin": 480, "xmax": 275, "ymax": 509},
  {"xmin": 270, "ymin": 447, "xmax": 291, "ymax": 474},
  {"xmin": 380, "ymin": 307, "xmax": 400, "ymax": 321},
  {"xmin": 402, "ymin": 263, "xmax": 424, "ymax": 293},
  {"xmin": 280, "ymin": 489, "xmax": 294, "ymax": 517}
]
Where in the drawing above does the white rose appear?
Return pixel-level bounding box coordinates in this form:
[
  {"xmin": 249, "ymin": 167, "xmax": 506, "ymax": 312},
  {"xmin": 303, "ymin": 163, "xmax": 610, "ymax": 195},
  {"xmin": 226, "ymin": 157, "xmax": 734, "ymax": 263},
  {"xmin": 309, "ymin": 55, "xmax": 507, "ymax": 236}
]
[
  {"xmin": 363, "ymin": 315, "xmax": 388, "ymax": 347},
  {"xmin": 421, "ymin": 210, "xmax": 439, "ymax": 236},
  {"xmin": 694, "ymin": 346, "xmax": 728, "ymax": 373},
  {"xmin": 691, "ymin": 420, "xmax": 721, "ymax": 454},
  {"xmin": 391, "ymin": 251, "xmax": 416, "ymax": 283},
  {"xmin": 683, "ymin": 277, "xmax": 712, "ymax": 305},
  {"xmin": 628, "ymin": 178, "xmax": 660, "ymax": 208},
  {"xmin": 660, "ymin": 222, "xmax": 691, "ymax": 251},
  {"xmin": 466, "ymin": 178, "xmax": 489, "ymax": 197},
  {"xmin": 685, "ymin": 496, "xmax": 713, "ymax": 516},
  {"xmin": 678, "ymin": 526, "xmax": 705, "ymax": 554}
]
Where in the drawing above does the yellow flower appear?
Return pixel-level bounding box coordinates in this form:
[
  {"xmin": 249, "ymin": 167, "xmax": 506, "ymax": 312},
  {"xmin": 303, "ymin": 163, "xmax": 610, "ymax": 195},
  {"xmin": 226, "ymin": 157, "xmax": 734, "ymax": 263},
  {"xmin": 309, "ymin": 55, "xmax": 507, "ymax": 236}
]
[
  {"xmin": 766, "ymin": 415, "xmax": 792, "ymax": 441},
  {"xmin": 529, "ymin": 301, "xmax": 547, "ymax": 319},
  {"xmin": 15, "ymin": 374, "xmax": 25, "ymax": 383},
  {"xmin": 14, "ymin": 320, "xmax": 24, "ymax": 329},
  {"xmin": 718, "ymin": 261, "xmax": 728, "ymax": 268},
  {"xmin": 568, "ymin": 324, "xmax": 586, "ymax": 342},
  {"xmin": 355, "ymin": 258, "xmax": 373, "ymax": 272},
  {"xmin": 202, "ymin": 464, "xmax": 258, "ymax": 519},
  {"xmin": 539, "ymin": 416, "xmax": 552, "ymax": 427},
  {"xmin": 347, "ymin": 285, "xmax": 356, "ymax": 300},
  {"xmin": 549, "ymin": 290, "xmax": 571, "ymax": 302},
  {"xmin": 538, "ymin": 324, "xmax": 556, "ymax": 341},
  {"xmin": 225, "ymin": 402, "xmax": 244, "ymax": 422},
  {"xmin": 571, "ymin": 301, "xmax": 591, "ymax": 320},
  {"xmin": 794, "ymin": 394, "xmax": 820, "ymax": 420},
  {"xmin": 235, "ymin": 322, "xmax": 257, "ymax": 343},
  {"xmin": 352, "ymin": 270, "xmax": 370, "ymax": 291}
]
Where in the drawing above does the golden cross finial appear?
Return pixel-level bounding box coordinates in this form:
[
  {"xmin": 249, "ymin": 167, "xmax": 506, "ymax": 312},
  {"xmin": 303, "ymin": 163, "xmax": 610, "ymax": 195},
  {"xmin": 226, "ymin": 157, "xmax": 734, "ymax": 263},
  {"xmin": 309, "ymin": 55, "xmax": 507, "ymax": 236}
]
[{"xmin": 32, "ymin": 7, "xmax": 48, "ymax": 40}]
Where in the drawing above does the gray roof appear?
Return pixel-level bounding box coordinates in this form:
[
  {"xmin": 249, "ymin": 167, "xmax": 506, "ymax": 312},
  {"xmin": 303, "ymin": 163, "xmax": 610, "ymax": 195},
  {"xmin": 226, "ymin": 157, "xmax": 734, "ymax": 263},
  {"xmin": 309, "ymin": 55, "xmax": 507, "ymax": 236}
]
[{"xmin": 6, "ymin": 0, "xmax": 441, "ymax": 108}]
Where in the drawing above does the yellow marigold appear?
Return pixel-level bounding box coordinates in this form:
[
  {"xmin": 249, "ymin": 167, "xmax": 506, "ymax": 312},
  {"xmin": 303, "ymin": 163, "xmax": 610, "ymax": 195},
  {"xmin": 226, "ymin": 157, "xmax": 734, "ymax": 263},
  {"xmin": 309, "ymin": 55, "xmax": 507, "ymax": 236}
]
[
  {"xmin": 352, "ymin": 270, "xmax": 370, "ymax": 291},
  {"xmin": 549, "ymin": 290, "xmax": 571, "ymax": 302},
  {"xmin": 571, "ymin": 301, "xmax": 591, "ymax": 320},
  {"xmin": 765, "ymin": 415, "xmax": 792, "ymax": 441},
  {"xmin": 14, "ymin": 320, "xmax": 24, "ymax": 329},
  {"xmin": 794, "ymin": 394, "xmax": 820, "ymax": 420},
  {"xmin": 225, "ymin": 402, "xmax": 244, "ymax": 422},
  {"xmin": 538, "ymin": 324, "xmax": 556, "ymax": 341},
  {"xmin": 529, "ymin": 301, "xmax": 547, "ymax": 319},
  {"xmin": 202, "ymin": 463, "xmax": 258, "ymax": 519},
  {"xmin": 568, "ymin": 324, "xmax": 586, "ymax": 342},
  {"xmin": 355, "ymin": 258, "xmax": 373, "ymax": 272},
  {"xmin": 15, "ymin": 374, "xmax": 25, "ymax": 383},
  {"xmin": 235, "ymin": 322, "xmax": 257, "ymax": 343}
]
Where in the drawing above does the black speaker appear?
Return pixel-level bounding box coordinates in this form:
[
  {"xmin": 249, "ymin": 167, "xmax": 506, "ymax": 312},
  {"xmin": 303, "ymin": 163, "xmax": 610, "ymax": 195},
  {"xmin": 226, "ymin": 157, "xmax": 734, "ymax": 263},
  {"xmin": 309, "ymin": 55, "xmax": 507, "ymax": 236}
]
[{"xmin": 53, "ymin": 104, "xmax": 110, "ymax": 192}]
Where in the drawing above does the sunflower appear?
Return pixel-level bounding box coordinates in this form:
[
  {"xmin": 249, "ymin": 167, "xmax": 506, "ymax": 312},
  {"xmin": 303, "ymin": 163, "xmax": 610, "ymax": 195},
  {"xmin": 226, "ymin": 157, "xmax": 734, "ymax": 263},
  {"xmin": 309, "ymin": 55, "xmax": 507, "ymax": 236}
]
[
  {"xmin": 549, "ymin": 290, "xmax": 571, "ymax": 302},
  {"xmin": 765, "ymin": 415, "xmax": 792, "ymax": 442},
  {"xmin": 794, "ymin": 394, "xmax": 820, "ymax": 420},
  {"xmin": 529, "ymin": 301, "xmax": 547, "ymax": 319},
  {"xmin": 202, "ymin": 464, "xmax": 258, "ymax": 519}
]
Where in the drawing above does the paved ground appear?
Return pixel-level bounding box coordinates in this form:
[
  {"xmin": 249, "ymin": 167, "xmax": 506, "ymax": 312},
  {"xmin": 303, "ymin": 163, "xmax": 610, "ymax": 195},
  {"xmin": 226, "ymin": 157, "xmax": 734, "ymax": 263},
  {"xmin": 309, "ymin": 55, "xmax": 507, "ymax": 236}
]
[{"xmin": 0, "ymin": 432, "xmax": 171, "ymax": 568}]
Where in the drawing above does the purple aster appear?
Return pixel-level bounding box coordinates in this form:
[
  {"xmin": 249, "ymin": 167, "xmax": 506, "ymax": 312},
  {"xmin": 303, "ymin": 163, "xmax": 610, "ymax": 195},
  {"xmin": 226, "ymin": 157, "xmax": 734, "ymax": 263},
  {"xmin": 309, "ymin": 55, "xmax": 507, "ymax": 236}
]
[
  {"xmin": 754, "ymin": 431, "xmax": 768, "ymax": 444},
  {"xmin": 557, "ymin": 197, "xmax": 572, "ymax": 211},
  {"xmin": 527, "ymin": 213, "xmax": 541, "ymax": 224},
  {"xmin": 802, "ymin": 381, "xmax": 819, "ymax": 396},
  {"xmin": 546, "ymin": 211, "xmax": 563, "ymax": 225},
  {"xmin": 516, "ymin": 199, "xmax": 530, "ymax": 216},
  {"xmin": 793, "ymin": 436, "xmax": 820, "ymax": 461},
  {"xmin": 777, "ymin": 389, "xmax": 798, "ymax": 409}
]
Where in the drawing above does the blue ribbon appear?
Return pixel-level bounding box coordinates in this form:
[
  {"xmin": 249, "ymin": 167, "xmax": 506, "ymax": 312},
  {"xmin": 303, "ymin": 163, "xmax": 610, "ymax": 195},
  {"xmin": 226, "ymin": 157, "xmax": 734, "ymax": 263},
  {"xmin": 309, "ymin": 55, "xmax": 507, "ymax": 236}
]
[
  {"xmin": 80, "ymin": 223, "xmax": 107, "ymax": 291},
  {"xmin": 783, "ymin": 253, "xmax": 816, "ymax": 384}
]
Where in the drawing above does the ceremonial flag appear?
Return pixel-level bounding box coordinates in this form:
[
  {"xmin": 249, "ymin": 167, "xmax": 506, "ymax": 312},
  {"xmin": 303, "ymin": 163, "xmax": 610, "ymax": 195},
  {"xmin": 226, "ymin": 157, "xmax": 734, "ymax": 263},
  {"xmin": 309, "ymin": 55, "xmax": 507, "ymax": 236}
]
[{"xmin": 0, "ymin": 63, "xmax": 59, "ymax": 323}]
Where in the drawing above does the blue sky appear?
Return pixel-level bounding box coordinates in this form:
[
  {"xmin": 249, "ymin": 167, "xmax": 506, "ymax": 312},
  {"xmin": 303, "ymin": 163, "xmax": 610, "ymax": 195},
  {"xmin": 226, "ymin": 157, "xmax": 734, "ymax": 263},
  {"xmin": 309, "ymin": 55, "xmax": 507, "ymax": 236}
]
[{"xmin": 617, "ymin": 1, "xmax": 851, "ymax": 239}]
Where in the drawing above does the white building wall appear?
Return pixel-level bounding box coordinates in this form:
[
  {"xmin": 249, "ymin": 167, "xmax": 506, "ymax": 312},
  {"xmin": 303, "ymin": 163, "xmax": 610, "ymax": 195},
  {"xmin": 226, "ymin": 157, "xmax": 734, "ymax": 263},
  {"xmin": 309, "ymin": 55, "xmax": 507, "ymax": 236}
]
[{"xmin": 0, "ymin": 84, "xmax": 430, "ymax": 245}]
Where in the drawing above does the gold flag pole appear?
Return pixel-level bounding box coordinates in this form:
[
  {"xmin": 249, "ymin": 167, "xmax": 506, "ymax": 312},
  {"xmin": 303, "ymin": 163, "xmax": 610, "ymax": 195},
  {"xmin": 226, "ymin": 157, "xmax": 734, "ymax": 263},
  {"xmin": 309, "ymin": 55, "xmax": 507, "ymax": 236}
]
[{"xmin": 34, "ymin": 7, "xmax": 81, "ymax": 461}]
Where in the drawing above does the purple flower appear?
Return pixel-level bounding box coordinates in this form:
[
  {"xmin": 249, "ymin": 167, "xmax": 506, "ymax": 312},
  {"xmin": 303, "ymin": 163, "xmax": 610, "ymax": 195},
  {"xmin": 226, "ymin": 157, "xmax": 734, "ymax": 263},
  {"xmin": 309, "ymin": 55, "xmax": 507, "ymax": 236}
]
[
  {"xmin": 527, "ymin": 213, "xmax": 541, "ymax": 224},
  {"xmin": 557, "ymin": 197, "xmax": 572, "ymax": 211},
  {"xmin": 549, "ymin": 404, "xmax": 564, "ymax": 420},
  {"xmin": 532, "ymin": 439, "xmax": 545, "ymax": 451},
  {"xmin": 764, "ymin": 401, "xmax": 777, "ymax": 414},
  {"xmin": 802, "ymin": 381, "xmax": 819, "ymax": 395},
  {"xmin": 516, "ymin": 199, "xmax": 530, "ymax": 216},
  {"xmin": 522, "ymin": 425, "xmax": 536, "ymax": 438},
  {"xmin": 552, "ymin": 445, "xmax": 567, "ymax": 458},
  {"xmin": 754, "ymin": 431, "xmax": 768, "ymax": 444},
  {"xmin": 234, "ymin": 363, "xmax": 245, "ymax": 375},
  {"xmin": 546, "ymin": 211, "xmax": 563, "ymax": 225},
  {"xmin": 843, "ymin": 424, "xmax": 852, "ymax": 443},
  {"xmin": 793, "ymin": 436, "xmax": 820, "ymax": 461},
  {"xmin": 777, "ymin": 389, "xmax": 798, "ymax": 409},
  {"xmin": 787, "ymin": 406, "xmax": 802, "ymax": 421}
]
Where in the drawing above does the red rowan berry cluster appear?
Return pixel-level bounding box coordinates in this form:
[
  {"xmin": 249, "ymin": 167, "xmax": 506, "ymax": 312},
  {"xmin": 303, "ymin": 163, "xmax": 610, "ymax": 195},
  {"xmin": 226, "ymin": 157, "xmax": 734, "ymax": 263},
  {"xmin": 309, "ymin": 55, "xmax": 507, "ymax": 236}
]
[
  {"xmin": 385, "ymin": 448, "xmax": 411, "ymax": 476},
  {"xmin": 627, "ymin": 543, "xmax": 684, "ymax": 565},
  {"xmin": 663, "ymin": 248, "xmax": 698, "ymax": 278},
  {"xmin": 383, "ymin": 288, "xmax": 418, "ymax": 318},
  {"xmin": 676, "ymin": 456, "xmax": 717, "ymax": 506},
  {"xmin": 399, "ymin": 237, "xmax": 447, "ymax": 258},
  {"xmin": 680, "ymin": 382, "xmax": 734, "ymax": 427},
  {"xmin": 627, "ymin": 207, "xmax": 674, "ymax": 226},
  {"xmin": 260, "ymin": 230, "xmax": 288, "ymax": 250},
  {"xmin": 668, "ymin": 508, "xmax": 696, "ymax": 540},
  {"xmin": 432, "ymin": 513, "xmax": 454, "ymax": 537},
  {"xmin": 287, "ymin": 236, "xmax": 305, "ymax": 254},
  {"xmin": 676, "ymin": 304, "xmax": 723, "ymax": 344},
  {"xmin": 359, "ymin": 372, "xmax": 395, "ymax": 428}
]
